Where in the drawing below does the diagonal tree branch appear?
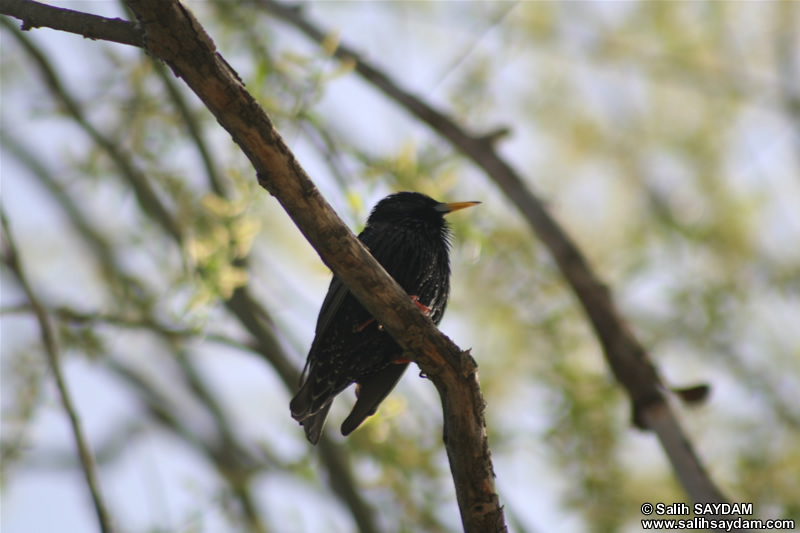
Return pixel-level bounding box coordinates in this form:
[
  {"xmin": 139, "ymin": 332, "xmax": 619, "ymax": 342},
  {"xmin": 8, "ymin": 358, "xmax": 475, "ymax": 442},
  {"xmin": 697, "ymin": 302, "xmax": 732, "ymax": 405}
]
[
  {"xmin": 256, "ymin": 0, "xmax": 731, "ymax": 507},
  {"xmin": 1, "ymin": 211, "xmax": 117, "ymax": 533}
]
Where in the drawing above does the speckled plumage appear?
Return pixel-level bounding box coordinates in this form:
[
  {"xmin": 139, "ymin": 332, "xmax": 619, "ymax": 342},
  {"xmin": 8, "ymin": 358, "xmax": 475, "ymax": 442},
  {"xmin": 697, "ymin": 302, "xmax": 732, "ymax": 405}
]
[{"xmin": 290, "ymin": 192, "xmax": 477, "ymax": 444}]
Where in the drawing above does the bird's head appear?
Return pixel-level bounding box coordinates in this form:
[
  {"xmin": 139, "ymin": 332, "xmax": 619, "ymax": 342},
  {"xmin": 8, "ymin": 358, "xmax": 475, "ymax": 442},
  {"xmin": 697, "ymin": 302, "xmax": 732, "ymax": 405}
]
[{"xmin": 366, "ymin": 192, "xmax": 480, "ymax": 228}]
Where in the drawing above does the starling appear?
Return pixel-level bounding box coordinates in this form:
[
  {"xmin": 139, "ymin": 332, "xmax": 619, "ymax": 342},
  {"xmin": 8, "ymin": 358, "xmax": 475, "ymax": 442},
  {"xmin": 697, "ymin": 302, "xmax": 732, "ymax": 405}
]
[{"xmin": 290, "ymin": 192, "xmax": 479, "ymax": 444}]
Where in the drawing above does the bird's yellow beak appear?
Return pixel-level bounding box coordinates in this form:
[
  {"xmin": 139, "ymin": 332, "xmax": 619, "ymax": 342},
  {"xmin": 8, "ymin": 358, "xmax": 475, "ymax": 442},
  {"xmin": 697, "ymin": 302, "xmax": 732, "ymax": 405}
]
[{"xmin": 437, "ymin": 201, "xmax": 481, "ymax": 214}]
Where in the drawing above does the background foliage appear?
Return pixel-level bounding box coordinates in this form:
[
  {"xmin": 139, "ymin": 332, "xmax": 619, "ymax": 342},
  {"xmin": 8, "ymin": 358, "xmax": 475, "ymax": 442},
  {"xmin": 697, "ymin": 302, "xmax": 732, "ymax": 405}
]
[{"xmin": 2, "ymin": 2, "xmax": 799, "ymax": 532}]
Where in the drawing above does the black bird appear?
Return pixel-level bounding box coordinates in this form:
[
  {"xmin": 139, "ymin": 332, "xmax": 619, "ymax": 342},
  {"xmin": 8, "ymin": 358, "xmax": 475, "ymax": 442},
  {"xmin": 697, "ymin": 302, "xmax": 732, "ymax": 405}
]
[{"xmin": 290, "ymin": 192, "xmax": 479, "ymax": 444}]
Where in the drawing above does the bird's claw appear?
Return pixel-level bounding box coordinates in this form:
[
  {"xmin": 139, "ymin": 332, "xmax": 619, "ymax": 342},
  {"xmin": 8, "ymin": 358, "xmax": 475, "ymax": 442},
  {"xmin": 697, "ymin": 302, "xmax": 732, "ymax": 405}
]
[
  {"xmin": 409, "ymin": 295, "xmax": 432, "ymax": 316},
  {"xmin": 354, "ymin": 295, "xmax": 430, "ymax": 333}
]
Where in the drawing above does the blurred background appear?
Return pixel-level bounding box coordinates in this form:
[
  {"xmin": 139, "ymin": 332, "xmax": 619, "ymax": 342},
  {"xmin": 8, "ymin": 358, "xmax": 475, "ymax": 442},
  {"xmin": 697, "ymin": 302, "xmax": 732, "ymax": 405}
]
[{"xmin": 2, "ymin": 2, "xmax": 799, "ymax": 532}]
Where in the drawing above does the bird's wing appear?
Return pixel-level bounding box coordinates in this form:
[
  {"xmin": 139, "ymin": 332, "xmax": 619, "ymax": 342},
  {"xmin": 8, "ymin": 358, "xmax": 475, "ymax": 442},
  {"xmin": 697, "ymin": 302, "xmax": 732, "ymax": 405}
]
[
  {"xmin": 296, "ymin": 274, "xmax": 350, "ymax": 384},
  {"xmin": 340, "ymin": 362, "xmax": 409, "ymax": 436},
  {"xmin": 315, "ymin": 275, "xmax": 349, "ymax": 338},
  {"xmin": 312, "ymin": 226, "xmax": 384, "ymax": 341}
]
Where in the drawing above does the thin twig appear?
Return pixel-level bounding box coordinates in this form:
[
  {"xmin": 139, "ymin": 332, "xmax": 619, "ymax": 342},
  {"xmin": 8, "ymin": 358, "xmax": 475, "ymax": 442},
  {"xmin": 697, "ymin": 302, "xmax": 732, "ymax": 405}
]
[
  {"xmin": 1, "ymin": 210, "xmax": 117, "ymax": 533},
  {"xmin": 153, "ymin": 60, "xmax": 229, "ymax": 196},
  {"xmin": 0, "ymin": 0, "xmax": 142, "ymax": 46}
]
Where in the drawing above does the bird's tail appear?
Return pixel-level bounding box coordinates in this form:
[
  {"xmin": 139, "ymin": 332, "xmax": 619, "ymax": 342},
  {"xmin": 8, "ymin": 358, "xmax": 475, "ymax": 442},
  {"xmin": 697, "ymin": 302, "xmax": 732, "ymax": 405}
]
[
  {"xmin": 300, "ymin": 402, "xmax": 332, "ymax": 445},
  {"xmin": 290, "ymin": 381, "xmax": 332, "ymax": 445}
]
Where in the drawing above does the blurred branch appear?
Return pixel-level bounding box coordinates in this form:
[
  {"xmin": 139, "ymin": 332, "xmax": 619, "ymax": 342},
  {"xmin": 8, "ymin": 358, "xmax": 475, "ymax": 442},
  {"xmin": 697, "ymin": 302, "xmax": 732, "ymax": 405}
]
[
  {"xmin": 297, "ymin": 113, "xmax": 357, "ymax": 193},
  {"xmin": 152, "ymin": 60, "xmax": 228, "ymax": 197},
  {"xmin": 257, "ymin": 0, "xmax": 731, "ymax": 507},
  {"xmin": 0, "ymin": 130, "xmax": 148, "ymax": 298},
  {"xmin": 174, "ymin": 349, "xmax": 256, "ymax": 467},
  {"xmin": 775, "ymin": 1, "xmax": 800, "ymax": 169},
  {"xmin": 22, "ymin": 420, "xmax": 146, "ymax": 470},
  {"xmin": 427, "ymin": 1, "xmax": 520, "ymax": 94},
  {"xmin": 0, "ymin": 0, "xmax": 142, "ymax": 46},
  {"xmin": 3, "ymin": 19, "xmax": 183, "ymax": 241},
  {"xmin": 168, "ymin": 351, "xmax": 275, "ymax": 533},
  {"xmin": 0, "ymin": 352, "xmax": 45, "ymax": 478},
  {"xmin": 119, "ymin": 0, "xmax": 505, "ymax": 530},
  {"xmin": 1, "ymin": 303, "xmax": 256, "ymax": 355},
  {"xmin": 1, "ymin": 212, "xmax": 117, "ymax": 533},
  {"xmin": 640, "ymin": 184, "xmax": 800, "ymax": 430},
  {"xmin": 106, "ymin": 355, "xmax": 270, "ymax": 533}
]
